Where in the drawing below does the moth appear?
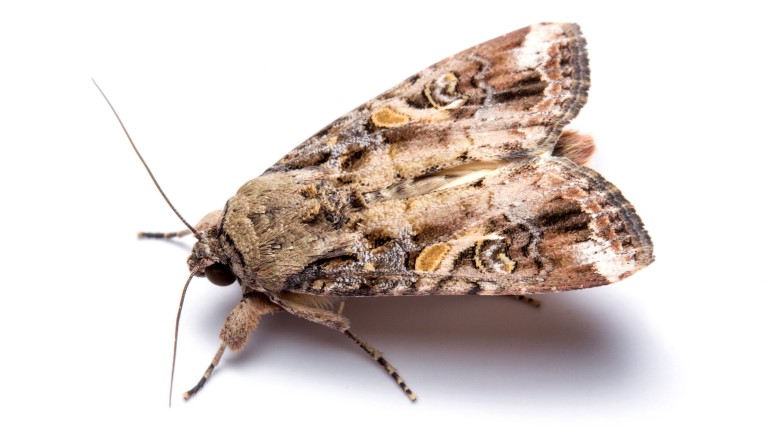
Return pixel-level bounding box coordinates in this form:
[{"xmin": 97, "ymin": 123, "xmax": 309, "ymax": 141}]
[{"xmin": 102, "ymin": 22, "xmax": 653, "ymax": 404}]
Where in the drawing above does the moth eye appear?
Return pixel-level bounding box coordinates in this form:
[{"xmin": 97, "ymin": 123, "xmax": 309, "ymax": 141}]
[{"xmin": 204, "ymin": 263, "xmax": 236, "ymax": 286}]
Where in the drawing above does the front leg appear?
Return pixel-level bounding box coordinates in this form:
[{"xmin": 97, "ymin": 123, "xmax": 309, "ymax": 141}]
[
  {"xmin": 184, "ymin": 290, "xmax": 417, "ymax": 402},
  {"xmin": 184, "ymin": 292, "xmax": 278, "ymax": 400},
  {"xmin": 139, "ymin": 209, "xmax": 223, "ymax": 239}
]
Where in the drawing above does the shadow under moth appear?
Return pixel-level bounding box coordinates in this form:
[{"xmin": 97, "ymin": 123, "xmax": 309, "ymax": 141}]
[{"xmin": 101, "ymin": 22, "xmax": 653, "ymax": 404}]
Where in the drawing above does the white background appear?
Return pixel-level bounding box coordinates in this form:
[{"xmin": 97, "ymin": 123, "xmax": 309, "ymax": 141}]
[{"xmin": 1, "ymin": 1, "xmax": 770, "ymax": 433}]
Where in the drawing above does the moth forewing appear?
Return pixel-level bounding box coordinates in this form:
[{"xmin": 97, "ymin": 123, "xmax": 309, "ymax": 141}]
[{"xmin": 121, "ymin": 22, "xmax": 652, "ymax": 403}]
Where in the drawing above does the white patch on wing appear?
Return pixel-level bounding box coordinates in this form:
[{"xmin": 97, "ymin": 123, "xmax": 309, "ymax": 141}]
[
  {"xmin": 437, "ymin": 166, "xmax": 499, "ymax": 190},
  {"xmin": 379, "ymin": 161, "xmax": 504, "ymax": 200},
  {"xmin": 574, "ymin": 240, "xmax": 633, "ymax": 282},
  {"xmin": 512, "ymin": 24, "xmax": 564, "ymax": 70}
]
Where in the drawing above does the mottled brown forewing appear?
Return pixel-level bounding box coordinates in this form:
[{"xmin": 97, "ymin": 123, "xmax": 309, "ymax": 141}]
[
  {"xmin": 222, "ymin": 22, "xmax": 652, "ymax": 298},
  {"xmin": 267, "ymin": 24, "xmax": 589, "ymax": 189}
]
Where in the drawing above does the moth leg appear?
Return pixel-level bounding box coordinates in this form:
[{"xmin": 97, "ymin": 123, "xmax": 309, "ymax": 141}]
[
  {"xmin": 343, "ymin": 329, "xmax": 417, "ymax": 401},
  {"xmin": 510, "ymin": 295, "xmax": 541, "ymax": 308},
  {"xmin": 139, "ymin": 209, "xmax": 222, "ymax": 239},
  {"xmin": 138, "ymin": 229, "xmax": 191, "ymax": 239},
  {"xmin": 272, "ymin": 292, "xmax": 417, "ymax": 401},
  {"xmin": 183, "ymin": 292, "xmax": 278, "ymax": 400},
  {"xmin": 183, "ymin": 342, "xmax": 226, "ymax": 400}
]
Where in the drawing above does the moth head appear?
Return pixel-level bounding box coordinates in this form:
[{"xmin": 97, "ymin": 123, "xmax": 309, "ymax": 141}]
[{"xmin": 189, "ymin": 234, "xmax": 237, "ymax": 287}]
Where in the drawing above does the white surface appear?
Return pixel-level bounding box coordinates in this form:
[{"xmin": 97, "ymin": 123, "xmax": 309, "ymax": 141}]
[{"xmin": 2, "ymin": 1, "xmax": 771, "ymax": 433}]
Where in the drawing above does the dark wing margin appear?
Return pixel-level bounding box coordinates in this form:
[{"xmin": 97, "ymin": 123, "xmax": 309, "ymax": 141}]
[{"xmin": 265, "ymin": 23, "xmax": 589, "ymax": 193}]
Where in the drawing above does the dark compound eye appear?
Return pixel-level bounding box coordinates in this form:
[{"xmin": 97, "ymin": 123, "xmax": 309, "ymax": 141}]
[{"xmin": 204, "ymin": 263, "xmax": 236, "ymax": 286}]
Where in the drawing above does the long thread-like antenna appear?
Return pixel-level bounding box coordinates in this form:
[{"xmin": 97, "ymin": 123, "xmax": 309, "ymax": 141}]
[
  {"xmin": 169, "ymin": 266, "xmax": 201, "ymax": 407},
  {"xmin": 92, "ymin": 79, "xmax": 200, "ymax": 239}
]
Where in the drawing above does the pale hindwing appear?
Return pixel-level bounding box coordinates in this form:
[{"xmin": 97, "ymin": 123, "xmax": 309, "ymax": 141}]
[
  {"xmin": 282, "ymin": 156, "xmax": 653, "ymax": 296},
  {"xmin": 265, "ymin": 23, "xmax": 590, "ymax": 194}
]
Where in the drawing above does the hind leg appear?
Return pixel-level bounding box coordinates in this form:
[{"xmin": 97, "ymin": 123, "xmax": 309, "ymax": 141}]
[
  {"xmin": 273, "ymin": 292, "xmax": 417, "ymax": 401},
  {"xmin": 510, "ymin": 295, "xmax": 541, "ymax": 308}
]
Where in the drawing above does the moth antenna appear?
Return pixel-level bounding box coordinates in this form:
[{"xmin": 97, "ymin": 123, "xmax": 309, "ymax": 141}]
[
  {"xmin": 92, "ymin": 78, "xmax": 201, "ymax": 239},
  {"xmin": 169, "ymin": 266, "xmax": 201, "ymax": 407}
]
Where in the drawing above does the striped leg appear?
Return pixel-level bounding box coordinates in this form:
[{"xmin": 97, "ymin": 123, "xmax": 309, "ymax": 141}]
[
  {"xmin": 183, "ymin": 342, "xmax": 226, "ymax": 400},
  {"xmin": 510, "ymin": 295, "xmax": 541, "ymax": 308},
  {"xmin": 344, "ymin": 330, "xmax": 417, "ymax": 402},
  {"xmin": 138, "ymin": 229, "xmax": 191, "ymax": 239},
  {"xmin": 139, "ymin": 210, "xmax": 223, "ymax": 240}
]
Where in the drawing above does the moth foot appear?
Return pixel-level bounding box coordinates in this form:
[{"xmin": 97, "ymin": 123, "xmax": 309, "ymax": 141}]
[
  {"xmin": 183, "ymin": 342, "xmax": 226, "ymax": 401},
  {"xmin": 137, "ymin": 230, "xmax": 189, "ymax": 239},
  {"xmin": 344, "ymin": 329, "xmax": 417, "ymax": 402},
  {"xmin": 511, "ymin": 295, "xmax": 541, "ymax": 308}
]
